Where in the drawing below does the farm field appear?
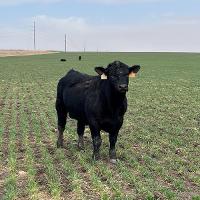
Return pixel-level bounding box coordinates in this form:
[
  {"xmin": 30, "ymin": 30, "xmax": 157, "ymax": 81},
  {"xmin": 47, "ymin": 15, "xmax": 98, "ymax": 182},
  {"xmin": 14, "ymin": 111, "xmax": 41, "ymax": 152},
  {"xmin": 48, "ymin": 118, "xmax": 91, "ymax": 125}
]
[{"xmin": 0, "ymin": 52, "xmax": 199, "ymax": 200}]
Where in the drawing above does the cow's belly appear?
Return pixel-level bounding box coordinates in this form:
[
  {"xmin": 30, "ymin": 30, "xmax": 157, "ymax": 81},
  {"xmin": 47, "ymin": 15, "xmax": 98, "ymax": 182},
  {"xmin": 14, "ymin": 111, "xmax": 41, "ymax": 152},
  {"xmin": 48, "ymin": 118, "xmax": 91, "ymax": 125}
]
[
  {"xmin": 100, "ymin": 117, "xmax": 123, "ymax": 133},
  {"xmin": 68, "ymin": 111, "xmax": 88, "ymax": 123}
]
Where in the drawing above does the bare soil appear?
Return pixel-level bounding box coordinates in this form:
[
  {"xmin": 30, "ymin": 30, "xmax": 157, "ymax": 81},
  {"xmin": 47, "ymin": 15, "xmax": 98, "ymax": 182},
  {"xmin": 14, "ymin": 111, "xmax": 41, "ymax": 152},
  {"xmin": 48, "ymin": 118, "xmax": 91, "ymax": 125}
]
[{"xmin": 0, "ymin": 50, "xmax": 58, "ymax": 57}]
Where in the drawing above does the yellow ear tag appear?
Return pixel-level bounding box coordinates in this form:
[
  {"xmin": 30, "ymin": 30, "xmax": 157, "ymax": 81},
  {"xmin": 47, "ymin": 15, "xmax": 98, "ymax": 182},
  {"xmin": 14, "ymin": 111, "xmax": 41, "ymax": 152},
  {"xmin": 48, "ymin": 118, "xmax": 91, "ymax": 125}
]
[
  {"xmin": 101, "ymin": 74, "xmax": 107, "ymax": 79},
  {"xmin": 129, "ymin": 72, "xmax": 136, "ymax": 78}
]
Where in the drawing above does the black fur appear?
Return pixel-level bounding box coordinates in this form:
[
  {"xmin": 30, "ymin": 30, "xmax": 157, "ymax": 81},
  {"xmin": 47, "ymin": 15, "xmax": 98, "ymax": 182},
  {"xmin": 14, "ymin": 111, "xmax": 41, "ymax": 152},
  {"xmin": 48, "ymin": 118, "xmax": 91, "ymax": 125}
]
[{"xmin": 56, "ymin": 60, "xmax": 140, "ymax": 162}]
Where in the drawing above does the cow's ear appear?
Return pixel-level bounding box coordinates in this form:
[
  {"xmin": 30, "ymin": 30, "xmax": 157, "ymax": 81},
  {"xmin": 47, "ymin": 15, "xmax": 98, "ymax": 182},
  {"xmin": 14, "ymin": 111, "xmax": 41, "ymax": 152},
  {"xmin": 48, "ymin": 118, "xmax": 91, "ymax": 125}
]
[
  {"xmin": 129, "ymin": 65, "xmax": 140, "ymax": 78},
  {"xmin": 95, "ymin": 66, "xmax": 105, "ymax": 75},
  {"xmin": 95, "ymin": 67, "xmax": 107, "ymax": 79}
]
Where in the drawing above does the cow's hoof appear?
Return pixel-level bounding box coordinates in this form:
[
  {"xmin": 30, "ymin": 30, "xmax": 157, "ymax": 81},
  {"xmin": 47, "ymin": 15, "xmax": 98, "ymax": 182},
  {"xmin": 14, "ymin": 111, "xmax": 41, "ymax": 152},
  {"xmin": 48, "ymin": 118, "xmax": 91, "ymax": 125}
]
[
  {"xmin": 78, "ymin": 140, "xmax": 84, "ymax": 150},
  {"xmin": 110, "ymin": 159, "xmax": 117, "ymax": 164},
  {"xmin": 57, "ymin": 140, "xmax": 63, "ymax": 148},
  {"xmin": 78, "ymin": 145, "xmax": 84, "ymax": 150},
  {"xmin": 92, "ymin": 153, "xmax": 100, "ymax": 161}
]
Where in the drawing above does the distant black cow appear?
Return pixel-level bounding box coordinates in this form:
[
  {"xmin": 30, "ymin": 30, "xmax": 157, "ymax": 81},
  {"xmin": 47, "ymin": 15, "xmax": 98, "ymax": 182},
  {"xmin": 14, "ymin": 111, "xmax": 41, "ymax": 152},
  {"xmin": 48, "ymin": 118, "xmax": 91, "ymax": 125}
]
[
  {"xmin": 79, "ymin": 56, "xmax": 81, "ymax": 61},
  {"xmin": 60, "ymin": 59, "xmax": 66, "ymax": 62},
  {"xmin": 56, "ymin": 61, "xmax": 140, "ymax": 163}
]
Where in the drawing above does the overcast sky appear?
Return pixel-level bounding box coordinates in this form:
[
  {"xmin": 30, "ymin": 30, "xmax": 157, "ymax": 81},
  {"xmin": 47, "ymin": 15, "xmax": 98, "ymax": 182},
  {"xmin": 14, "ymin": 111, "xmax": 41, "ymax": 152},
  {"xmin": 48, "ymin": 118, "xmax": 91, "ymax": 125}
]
[{"xmin": 0, "ymin": 0, "xmax": 199, "ymax": 52}]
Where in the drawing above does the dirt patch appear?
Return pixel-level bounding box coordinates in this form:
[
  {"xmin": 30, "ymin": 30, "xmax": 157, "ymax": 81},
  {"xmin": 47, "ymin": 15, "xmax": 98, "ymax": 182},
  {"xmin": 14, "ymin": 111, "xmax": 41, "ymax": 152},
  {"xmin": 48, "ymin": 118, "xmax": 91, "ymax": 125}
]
[
  {"xmin": 0, "ymin": 50, "xmax": 58, "ymax": 57},
  {"xmin": 37, "ymin": 191, "xmax": 53, "ymax": 200},
  {"xmin": 0, "ymin": 165, "xmax": 9, "ymax": 199}
]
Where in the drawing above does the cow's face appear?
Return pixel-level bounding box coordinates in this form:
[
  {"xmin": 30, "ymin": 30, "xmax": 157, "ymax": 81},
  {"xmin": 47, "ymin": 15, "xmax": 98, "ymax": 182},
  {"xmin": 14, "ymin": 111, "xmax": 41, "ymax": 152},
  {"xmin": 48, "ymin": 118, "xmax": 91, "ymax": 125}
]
[{"xmin": 95, "ymin": 61, "xmax": 140, "ymax": 93}]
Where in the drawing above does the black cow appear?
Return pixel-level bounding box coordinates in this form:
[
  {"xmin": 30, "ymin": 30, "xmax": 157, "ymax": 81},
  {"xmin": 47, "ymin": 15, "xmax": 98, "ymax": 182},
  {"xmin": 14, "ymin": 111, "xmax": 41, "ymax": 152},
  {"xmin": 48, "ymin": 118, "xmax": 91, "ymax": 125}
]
[
  {"xmin": 60, "ymin": 59, "xmax": 66, "ymax": 62},
  {"xmin": 79, "ymin": 56, "xmax": 82, "ymax": 61},
  {"xmin": 56, "ymin": 61, "xmax": 140, "ymax": 163}
]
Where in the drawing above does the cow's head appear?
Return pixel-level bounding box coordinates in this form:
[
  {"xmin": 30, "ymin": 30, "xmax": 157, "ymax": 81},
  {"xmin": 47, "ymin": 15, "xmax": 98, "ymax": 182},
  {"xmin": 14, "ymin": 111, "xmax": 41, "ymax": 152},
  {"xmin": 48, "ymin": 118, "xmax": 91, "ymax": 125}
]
[{"xmin": 95, "ymin": 61, "xmax": 140, "ymax": 93}]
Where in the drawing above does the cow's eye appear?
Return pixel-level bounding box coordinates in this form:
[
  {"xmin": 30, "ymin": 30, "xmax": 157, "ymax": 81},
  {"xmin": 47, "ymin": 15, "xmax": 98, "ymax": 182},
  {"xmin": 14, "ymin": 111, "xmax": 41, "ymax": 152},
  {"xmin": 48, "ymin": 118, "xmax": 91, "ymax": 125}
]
[{"xmin": 110, "ymin": 75, "xmax": 117, "ymax": 79}]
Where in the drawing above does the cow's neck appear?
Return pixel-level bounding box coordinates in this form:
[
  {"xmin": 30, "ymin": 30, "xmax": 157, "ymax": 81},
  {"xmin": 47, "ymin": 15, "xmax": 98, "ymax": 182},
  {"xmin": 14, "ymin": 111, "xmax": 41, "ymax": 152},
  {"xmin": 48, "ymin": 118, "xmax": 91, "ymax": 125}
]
[{"xmin": 102, "ymin": 81, "xmax": 126, "ymax": 113}]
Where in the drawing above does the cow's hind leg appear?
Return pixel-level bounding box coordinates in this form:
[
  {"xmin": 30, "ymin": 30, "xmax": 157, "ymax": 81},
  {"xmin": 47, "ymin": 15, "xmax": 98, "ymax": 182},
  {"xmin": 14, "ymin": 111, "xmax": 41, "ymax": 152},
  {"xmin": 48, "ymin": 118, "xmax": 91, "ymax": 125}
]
[
  {"xmin": 56, "ymin": 99, "xmax": 67, "ymax": 148},
  {"xmin": 77, "ymin": 121, "xmax": 85, "ymax": 150}
]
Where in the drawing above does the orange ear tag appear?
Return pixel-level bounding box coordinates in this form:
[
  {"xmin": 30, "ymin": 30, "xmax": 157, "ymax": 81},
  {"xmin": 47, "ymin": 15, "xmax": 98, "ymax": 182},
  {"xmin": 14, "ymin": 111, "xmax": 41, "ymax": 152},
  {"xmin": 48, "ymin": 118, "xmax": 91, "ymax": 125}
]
[
  {"xmin": 101, "ymin": 74, "xmax": 107, "ymax": 79},
  {"xmin": 129, "ymin": 72, "xmax": 136, "ymax": 78}
]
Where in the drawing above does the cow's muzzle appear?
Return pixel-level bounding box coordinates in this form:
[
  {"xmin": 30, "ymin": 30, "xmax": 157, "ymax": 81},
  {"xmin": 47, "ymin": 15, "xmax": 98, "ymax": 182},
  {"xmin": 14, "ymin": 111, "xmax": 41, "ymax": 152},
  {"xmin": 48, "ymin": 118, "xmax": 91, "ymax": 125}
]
[{"xmin": 119, "ymin": 84, "xmax": 128, "ymax": 93}]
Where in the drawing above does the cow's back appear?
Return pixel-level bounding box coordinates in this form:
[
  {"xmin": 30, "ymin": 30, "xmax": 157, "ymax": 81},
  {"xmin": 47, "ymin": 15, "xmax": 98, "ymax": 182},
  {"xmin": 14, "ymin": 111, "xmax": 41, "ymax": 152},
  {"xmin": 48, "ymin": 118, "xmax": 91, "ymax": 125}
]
[
  {"xmin": 57, "ymin": 69, "xmax": 98, "ymax": 122},
  {"xmin": 59, "ymin": 69, "xmax": 93, "ymax": 87}
]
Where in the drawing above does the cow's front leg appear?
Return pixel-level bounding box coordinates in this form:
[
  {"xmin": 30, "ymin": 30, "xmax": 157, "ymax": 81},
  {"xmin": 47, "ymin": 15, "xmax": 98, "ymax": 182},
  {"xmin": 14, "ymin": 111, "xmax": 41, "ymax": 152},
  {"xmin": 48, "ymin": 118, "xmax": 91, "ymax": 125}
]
[
  {"xmin": 89, "ymin": 125, "xmax": 102, "ymax": 160},
  {"xmin": 109, "ymin": 131, "xmax": 119, "ymax": 164}
]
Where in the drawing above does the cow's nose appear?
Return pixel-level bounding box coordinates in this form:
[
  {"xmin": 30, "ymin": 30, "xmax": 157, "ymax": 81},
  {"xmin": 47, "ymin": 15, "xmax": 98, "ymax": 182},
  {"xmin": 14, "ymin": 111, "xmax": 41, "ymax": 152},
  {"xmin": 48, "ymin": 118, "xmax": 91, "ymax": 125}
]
[{"xmin": 119, "ymin": 84, "xmax": 128, "ymax": 91}]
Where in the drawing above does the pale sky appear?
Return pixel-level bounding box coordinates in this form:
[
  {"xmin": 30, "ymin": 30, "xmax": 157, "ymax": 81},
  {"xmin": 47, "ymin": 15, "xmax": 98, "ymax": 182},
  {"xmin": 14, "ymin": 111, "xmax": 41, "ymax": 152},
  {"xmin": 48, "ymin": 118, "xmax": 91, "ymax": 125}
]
[{"xmin": 0, "ymin": 0, "xmax": 200, "ymax": 52}]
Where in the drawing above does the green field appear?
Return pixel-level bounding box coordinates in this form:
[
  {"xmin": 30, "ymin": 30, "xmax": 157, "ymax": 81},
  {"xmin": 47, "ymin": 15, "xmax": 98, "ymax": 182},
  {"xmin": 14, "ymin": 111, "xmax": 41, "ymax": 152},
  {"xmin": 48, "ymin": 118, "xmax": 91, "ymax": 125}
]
[{"xmin": 0, "ymin": 52, "xmax": 199, "ymax": 200}]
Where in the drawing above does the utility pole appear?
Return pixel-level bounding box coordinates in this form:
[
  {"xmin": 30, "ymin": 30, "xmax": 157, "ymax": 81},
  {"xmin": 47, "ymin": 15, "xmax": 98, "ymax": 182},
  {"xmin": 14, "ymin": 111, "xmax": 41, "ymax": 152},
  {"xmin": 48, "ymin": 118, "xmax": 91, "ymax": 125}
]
[
  {"xmin": 33, "ymin": 21, "xmax": 36, "ymax": 50},
  {"xmin": 84, "ymin": 43, "xmax": 86, "ymax": 52},
  {"xmin": 64, "ymin": 34, "xmax": 67, "ymax": 52},
  {"xmin": 83, "ymin": 41, "xmax": 86, "ymax": 52}
]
